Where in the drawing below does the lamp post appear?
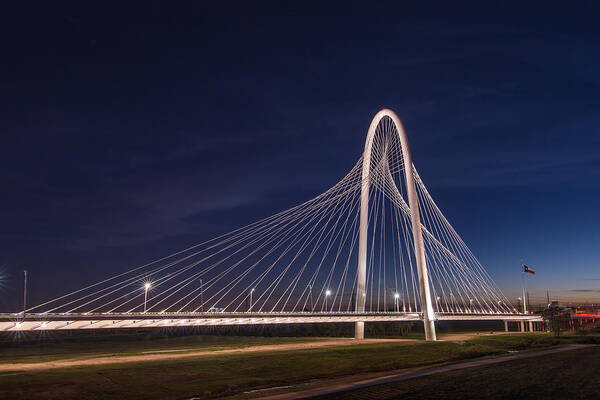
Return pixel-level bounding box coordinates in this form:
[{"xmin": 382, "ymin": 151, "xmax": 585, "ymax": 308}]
[
  {"xmin": 199, "ymin": 278, "xmax": 204, "ymax": 312},
  {"xmin": 249, "ymin": 288, "xmax": 255, "ymax": 312},
  {"xmin": 325, "ymin": 290, "xmax": 331, "ymax": 312},
  {"xmin": 144, "ymin": 282, "xmax": 151, "ymax": 313},
  {"xmin": 394, "ymin": 292, "xmax": 400, "ymax": 312},
  {"xmin": 22, "ymin": 270, "xmax": 28, "ymax": 321}
]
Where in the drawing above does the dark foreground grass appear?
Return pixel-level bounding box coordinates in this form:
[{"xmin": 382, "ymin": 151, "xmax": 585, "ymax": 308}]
[
  {"xmin": 314, "ymin": 346, "xmax": 600, "ymax": 400},
  {"xmin": 468, "ymin": 332, "xmax": 600, "ymax": 349},
  {"xmin": 0, "ymin": 334, "xmax": 597, "ymax": 400}
]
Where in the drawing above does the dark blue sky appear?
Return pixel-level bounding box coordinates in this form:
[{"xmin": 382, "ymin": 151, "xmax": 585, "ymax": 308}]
[{"xmin": 1, "ymin": 3, "xmax": 599, "ymax": 310}]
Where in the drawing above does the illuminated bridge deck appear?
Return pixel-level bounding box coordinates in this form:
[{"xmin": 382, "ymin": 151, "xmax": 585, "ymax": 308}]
[{"xmin": 0, "ymin": 312, "xmax": 542, "ymax": 332}]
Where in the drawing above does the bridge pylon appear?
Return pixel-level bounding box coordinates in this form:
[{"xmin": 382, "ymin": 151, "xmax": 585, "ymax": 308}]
[{"xmin": 355, "ymin": 109, "xmax": 436, "ymax": 341}]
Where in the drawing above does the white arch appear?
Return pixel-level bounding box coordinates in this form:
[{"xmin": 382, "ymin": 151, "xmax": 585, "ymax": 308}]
[{"xmin": 355, "ymin": 109, "xmax": 436, "ymax": 341}]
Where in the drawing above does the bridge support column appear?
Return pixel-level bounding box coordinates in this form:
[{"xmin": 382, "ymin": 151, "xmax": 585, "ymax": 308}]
[
  {"xmin": 355, "ymin": 321, "xmax": 364, "ymax": 340},
  {"xmin": 528, "ymin": 321, "xmax": 533, "ymax": 332},
  {"xmin": 504, "ymin": 320, "xmax": 508, "ymax": 332},
  {"xmin": 520, "ymin": 321, "xmax": 525, "ymax": 332}
]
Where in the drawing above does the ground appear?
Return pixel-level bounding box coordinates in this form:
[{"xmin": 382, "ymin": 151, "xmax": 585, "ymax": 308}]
[
  {"xmin": 0, "ymin": 332, "xmax": 598, "ymax": 399},
  {"xmin": 311, "ymin": 346, "xmax": 600, "ymax": 400}
]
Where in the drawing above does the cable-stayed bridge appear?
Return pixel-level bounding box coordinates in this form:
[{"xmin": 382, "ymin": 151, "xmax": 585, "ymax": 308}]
[{"xmin": 1, "ymin": 109, "xmax": 540, "ymax": 340}]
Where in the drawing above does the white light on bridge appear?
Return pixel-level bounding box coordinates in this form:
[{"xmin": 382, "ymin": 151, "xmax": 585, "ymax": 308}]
[
  {"xmin": 249, "ymin": 288, "xmax": 256, "ymax": 312},
  {"xmin": 143, "ymin": 282, "xmax": 152, "ymax": 313},
  {"xmin": 394, "ymin": 293, "xmax": 400, "ymax": 312},
  {"xmin": 325, "ymin": 290, "xmax": 332, "ymax": 311}
]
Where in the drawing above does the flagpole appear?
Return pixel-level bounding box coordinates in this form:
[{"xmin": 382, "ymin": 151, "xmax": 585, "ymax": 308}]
[{"xmin": 521, "ymin": 262, "xmax": 527, "ymax": 314}]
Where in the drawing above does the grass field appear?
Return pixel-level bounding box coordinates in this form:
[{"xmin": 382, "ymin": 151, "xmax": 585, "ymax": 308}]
[
  {"xmin": 313, "ymin": 346, "xmax": 600, "ymax": 400},
  {"xmin": 0, "ymin": 333, "xmax": 597, "ymax": 399}
]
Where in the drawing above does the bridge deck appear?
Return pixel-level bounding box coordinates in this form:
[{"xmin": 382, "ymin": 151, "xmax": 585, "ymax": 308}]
[{"xmin": 0, "ymin": 312, "xmax": 542, "ymax": 332}]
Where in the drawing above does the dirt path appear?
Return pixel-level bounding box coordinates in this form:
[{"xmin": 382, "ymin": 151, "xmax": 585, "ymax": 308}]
[
  {"xmin": 258, "ymin": 344, "xmax": 595, "ymax": 400},
  {"xmin": 436, "ymin": 331, "xmax": 518, "ymax": 341},
  {"xmin": 0, "ymin": 338, "xmax": 413, "ymax": 373}
]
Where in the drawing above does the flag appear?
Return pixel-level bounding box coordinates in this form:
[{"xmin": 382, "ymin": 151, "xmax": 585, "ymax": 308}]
[{"xmin": 523, "ymin": 265, "xmax": 535, "ymax": 275}]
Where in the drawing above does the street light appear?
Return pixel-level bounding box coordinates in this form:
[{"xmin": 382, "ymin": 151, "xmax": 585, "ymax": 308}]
[
  {"xmin": 22, "ymin": 270, "xmax": 28, "ymax": 321},
  {"xmin": 325, "ymin": 290, "xmax": 331, "ymax": 312},
  {"xmin": 143, "ymin": 282, "xmax": 151, "ymax": 313},
  {"xmin": 249, "ymin": 288, "xmax": 255, "ymax": 312},
  {"xmin": 394, "ymin": 293, "xmax": 400, "ymax": 312},
  {"xmin": 199, "ymin": 278, "xmax": 204, "ymax": 312}
]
